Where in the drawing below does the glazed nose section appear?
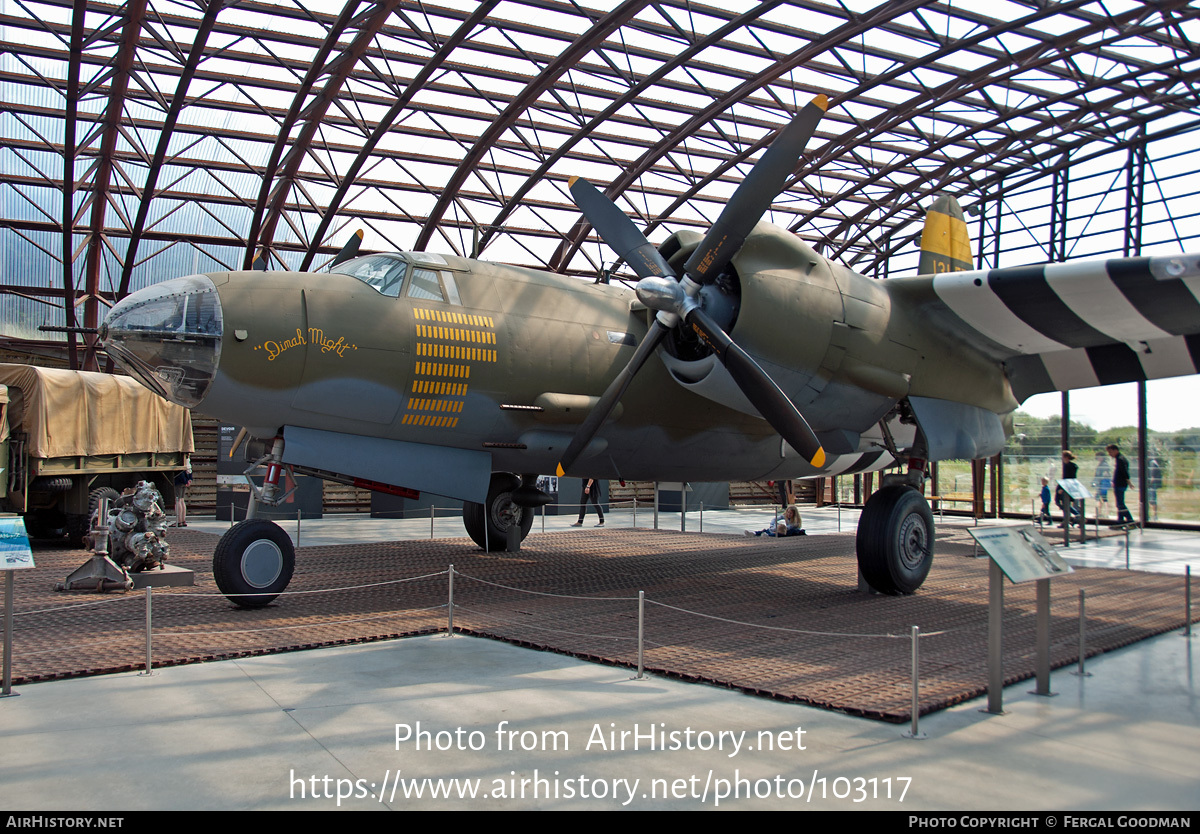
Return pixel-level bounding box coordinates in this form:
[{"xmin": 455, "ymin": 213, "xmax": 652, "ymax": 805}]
[{"xmin": 100, "ymin": 275, "xmax": 223, "ymax": 408}]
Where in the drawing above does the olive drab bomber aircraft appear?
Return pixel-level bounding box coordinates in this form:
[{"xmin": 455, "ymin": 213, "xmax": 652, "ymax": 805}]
[{"xmin": 100, "ymin": 95, "xmax": 1200, "ymax": 607}]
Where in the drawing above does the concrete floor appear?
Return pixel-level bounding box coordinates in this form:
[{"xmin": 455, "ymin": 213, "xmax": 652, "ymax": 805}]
[{"xmin": 2, "ymin": 508, "xmax": 1197, "ymax": 811}]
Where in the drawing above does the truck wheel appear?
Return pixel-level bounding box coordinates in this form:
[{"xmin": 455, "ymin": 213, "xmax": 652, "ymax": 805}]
[
  {"xmin": 25, "ymin": 511, "xmax": 66, "ymax": 540},
  {"xmin": 213, "ymin": 520, "xmax": 295, "ymax": 608},
  {"xmin": 462, "ymin": 473, "xmax": 535, "ymax": 551},
  {"xmin": 855, "ymin": 485, "xmax": 934, "ymax": 595}
]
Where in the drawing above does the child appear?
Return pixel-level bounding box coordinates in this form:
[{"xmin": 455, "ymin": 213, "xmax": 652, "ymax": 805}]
[
  {"xmin": 1039, "ymin": 477, "xmax": 1052, "ymax": 523},
  {"xmin": 746, "ymin": 505, "xmax": 806, "ymax": 537}
]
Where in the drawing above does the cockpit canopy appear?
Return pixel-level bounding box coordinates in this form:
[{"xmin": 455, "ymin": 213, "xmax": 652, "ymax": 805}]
[{"xmin": 332, "ymin": 252, "xmax": 462, "ymax": 305}]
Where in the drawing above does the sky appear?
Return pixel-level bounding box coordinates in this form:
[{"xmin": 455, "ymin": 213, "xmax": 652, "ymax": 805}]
[{"xmin": 1019, "ymin": 376, "xmax": 1200, "ymax": 434}]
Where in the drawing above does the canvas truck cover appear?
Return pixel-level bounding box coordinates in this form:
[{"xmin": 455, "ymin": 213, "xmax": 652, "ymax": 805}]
[
  {"xmin": 0, "ymin": 384, "xmax": 8, "ymax": 444},
  {"xmin": 0, "ymin": 364, "xmax": 193, "ymax": 459}
]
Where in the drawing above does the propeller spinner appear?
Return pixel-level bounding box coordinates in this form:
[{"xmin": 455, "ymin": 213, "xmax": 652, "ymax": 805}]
[{"xmin": 556, "ymin": 95, "xmax": 829, "ymax": 477}]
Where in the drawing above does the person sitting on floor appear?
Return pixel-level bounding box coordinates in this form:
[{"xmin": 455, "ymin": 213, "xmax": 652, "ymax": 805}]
[{"xmin": 745, "ymin": 505, "xmax": 806, "ymax": 537}]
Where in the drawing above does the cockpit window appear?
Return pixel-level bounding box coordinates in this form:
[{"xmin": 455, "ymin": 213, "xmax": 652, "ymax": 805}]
[
  {"xmin": 442, "ymin": 272, "xmax": 461, "ymax": 305},
  {"xmin": 408, "ymin": 268, "xmax": 445, "ymax": 302},
  {"xmin": 332, "ymin": 254, "xmax": 408, "ymax": 297}
]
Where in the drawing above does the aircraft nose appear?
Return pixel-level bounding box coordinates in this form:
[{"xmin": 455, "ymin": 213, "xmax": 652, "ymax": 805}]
[{"xmin": 101, "ymin": 274, "xmax": 223, "ymax": 408}]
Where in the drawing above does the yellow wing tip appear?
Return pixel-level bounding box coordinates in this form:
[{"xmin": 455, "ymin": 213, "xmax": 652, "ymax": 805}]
[
  {"xmin": 811, "ymin": 448, "xmax": 826, "ymax": 469},
  {"xmin": 555, "ymin": 463, "xmax": 565, "ymax": 477},
  {"xmin": 812, "ymin": 94, "xmax": 828, "ymax": 112}
]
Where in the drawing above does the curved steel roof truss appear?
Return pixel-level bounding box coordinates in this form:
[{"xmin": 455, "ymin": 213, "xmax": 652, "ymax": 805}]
[{"xmin": 1, "ymin": 0, "xmax": 1199, "ymax": 371}]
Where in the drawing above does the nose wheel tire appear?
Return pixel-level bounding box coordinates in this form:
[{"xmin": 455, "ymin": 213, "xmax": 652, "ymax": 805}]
[
  {"xmin": 463, "ymin": 473, "xmax": 535, "ymax": 551},
  {"xmin": 856, "ymin": 484, "xmax": 934, "ymax": 595},
  {"xmin": 213, "ymin": 519, "xmax": 296, "ymax": 607}
]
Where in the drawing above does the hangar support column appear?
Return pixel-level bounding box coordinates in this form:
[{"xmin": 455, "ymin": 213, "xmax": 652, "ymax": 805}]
[{"xmin": 1124, "ymin": 130, "xmax": 1149, "ymax": 526}]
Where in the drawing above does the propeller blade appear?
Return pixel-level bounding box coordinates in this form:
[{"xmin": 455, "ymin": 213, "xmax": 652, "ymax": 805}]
[
  {"xmin": 556, "ymin": 319, "xmax": 669, "ymax": 476},
  {"xmin": 569, "ymin": 177, "xmax": 674, "ymax": 280},
  {"xmin": 684, "ymin": 94, "xmax": 827, "ymax": 284},
  {"xmin": 330, "ymin": 229, "xmax": 364, "ymax": 268},
  {"xmin": 686, "ymin": 307, "xmax": 826, "ymax": 468}
]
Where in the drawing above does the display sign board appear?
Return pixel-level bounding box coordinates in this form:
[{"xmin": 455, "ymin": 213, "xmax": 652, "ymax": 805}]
[
  {"xmin": 0, "ymin": 517, "xmax": 34, "ymax": 570},
  {"xmin": 968, "ymin": 524, "xmax": 1072, "ymax": 584},
  {"xmin": 1057, "ymin": 478, "xmax": 1091, "ymax": 501}
]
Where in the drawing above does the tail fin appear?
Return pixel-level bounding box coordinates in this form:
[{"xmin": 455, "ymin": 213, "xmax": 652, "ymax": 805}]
[{"xmin": 918, "ymin": 194, "xmax": 973, "ymax": 275}]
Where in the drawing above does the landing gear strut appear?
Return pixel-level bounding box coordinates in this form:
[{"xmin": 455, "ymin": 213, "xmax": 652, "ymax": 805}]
[
  {"xmin": 463, "ymin": 473, "xmax": 535, "ymax": 551},
  {"xmin": 856, "ymin": 484, "xmax": 934, "ymax": 595}
]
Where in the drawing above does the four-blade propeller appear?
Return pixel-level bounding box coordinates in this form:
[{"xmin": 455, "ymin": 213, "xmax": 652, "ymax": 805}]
[{"xmin": 556, "ymin": 95, "xmax": 829, "ymax": 477}]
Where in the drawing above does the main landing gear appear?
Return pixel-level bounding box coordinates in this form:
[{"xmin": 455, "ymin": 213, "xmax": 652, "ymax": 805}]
[
  {"xmin": 855, "ymin": 482, "xmax": 935, "ymax": 595},
  {"xmin": 462, "ymin": 472, "xmax": 537, "ymax": 551}
]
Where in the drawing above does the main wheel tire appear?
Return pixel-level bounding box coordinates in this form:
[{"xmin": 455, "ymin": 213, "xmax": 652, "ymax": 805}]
[
  {"xmin": 463, "ymin": 473, "xmax": 536, "ymax": 551},
  {"xmin": 856, "ymin": 485, "xmax": 934, "ymax": 595},
  {"xmin": 213, "ymin": 519, "xmax": 296, "ymax": 608}
]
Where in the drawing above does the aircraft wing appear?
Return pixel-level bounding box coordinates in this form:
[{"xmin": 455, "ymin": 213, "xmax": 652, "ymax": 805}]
[{"xmin": 889, "ymin": 253, "xmax": 1200, "ymax": 403}]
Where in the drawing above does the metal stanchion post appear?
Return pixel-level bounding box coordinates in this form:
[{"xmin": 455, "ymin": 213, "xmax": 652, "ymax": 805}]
[
  {"xmin": 140, "ymin": 586, "xmax": 154, "ymax": 677},
  {"xmin": 1072, "ymin": 588, "xmax": 1091, "ymax": 677},
  {"xmin": 680, "ymin": 500, "xmax": 686, "ymax": 532},
  {"xmin": 296, "ymin": 509, "xmax": 301, "ymax": 547},
  {"xmin": 447, "ymin": 564, "xmax": 454, "ymax": 635},
  {"xmin": 541, "ymin": 503, "xmax": 545, "ymax": 533},
  {"xmin": 633, "ymin": 496, "xmax": 637, "ymax": 528},
  {"xmin": 636, "ymin": 590, "xmax": 644, "ymax": 680},
  {"xmin": 985, "ymin": 559, "xmax": 1004, "ymax": 713},
  {"xmin": 1125, "ymin": 527, "xmax": 1130, "ymax": 569},
  {"xmin": 2, "ymin": 571, "xmax": 15, "ymax": 697},
  {"xmin": 1032, "ymin": 578, "xmax": 1054, "ymax": 696},
  {"xmin": 903, "ymin": 626, "xmax": 926, "ymax": 739},
  {"xmin": 653, "ymin": 484, "xmax": 659, "ymax": 530},
  {"xmin": 1063, "ymin": 497, "xmax": 1070, "ymax": 547},
  {"xmin": 1185, "ymin": 566, "xmax": 1192, "ymax": 639},
  {"xmin": 431, "ymin": 504, "xmax": 435, "ymax": 539},
  {"xmin": 700, "ymin": 502, "xmax": 703, "ymax": 534}
]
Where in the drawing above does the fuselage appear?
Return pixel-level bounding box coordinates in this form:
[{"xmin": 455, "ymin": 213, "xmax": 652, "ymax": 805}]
[{"xmin": 100, "ymin": 223, "xmax": 1019, "ymax": 490}]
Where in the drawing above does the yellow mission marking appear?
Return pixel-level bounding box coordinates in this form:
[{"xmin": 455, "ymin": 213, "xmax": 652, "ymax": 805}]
[
  {"xmin": 413, "ymin": 308, "xmax": 495, "ymax": 329},
  {"xmin": 414, "ymin": 325, "xmax": 496, "ymax": 344},
  {"xmin": 412, "ymin": 380, "xmax": 467, "ymax": 396},
  {"xmin": 416, "ymin": 343, "xmax": 496, "ymax": 362},
  {"xmin": 406, "ymin": 398, "xmax": 465, "ymax": 413},
  {"xmin": 401, "ymin": 414, "xmax": 459, "ymax": 428},
  {"xmin": 414, "ymin": 362, "xmax": 471, "ymax": 378},
  {"xmin": 407, "ymin": 309, "xmax": 499, "ymax": 430}
]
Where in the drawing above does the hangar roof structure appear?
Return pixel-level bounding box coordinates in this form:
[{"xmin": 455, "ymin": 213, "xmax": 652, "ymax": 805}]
[{"xmin": 2, "ymin": 0, "xmax": 1200, "ymax": 370}]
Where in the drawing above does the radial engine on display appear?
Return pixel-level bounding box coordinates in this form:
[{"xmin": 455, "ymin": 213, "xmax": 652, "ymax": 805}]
[{"xmin": 102, "ymin": 481, "xmax": 171, "ymax": 572}]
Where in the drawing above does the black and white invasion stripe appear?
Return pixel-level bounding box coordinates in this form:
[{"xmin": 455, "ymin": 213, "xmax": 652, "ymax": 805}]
[{"xmin": 931, "ymin": 253, "xmax": 1200, "ymax": 398}]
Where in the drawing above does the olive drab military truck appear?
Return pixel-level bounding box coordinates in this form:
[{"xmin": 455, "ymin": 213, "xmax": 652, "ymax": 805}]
[{"xmin": 0, "ymin": 363, "xmax": 194, "ymax": 544}]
